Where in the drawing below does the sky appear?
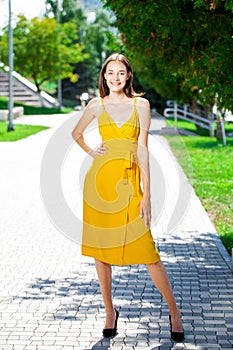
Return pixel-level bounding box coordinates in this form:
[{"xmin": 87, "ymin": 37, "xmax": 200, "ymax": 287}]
[{"xmin": 0, "ymin": 0, "xmax": 46, "ymax": 27}]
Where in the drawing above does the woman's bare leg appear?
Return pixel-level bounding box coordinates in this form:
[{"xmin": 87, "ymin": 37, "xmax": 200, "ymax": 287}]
[
  {"xmin": 95, "ymin": 259, "xmax": 116, "ymax": 329},
  {"xmin": 147, "ymin": 261, "xmax": 183, "ymax": 332}
]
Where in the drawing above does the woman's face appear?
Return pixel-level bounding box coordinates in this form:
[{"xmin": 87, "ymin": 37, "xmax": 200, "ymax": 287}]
[{"xmin": 104, "ymin": 60, "xmax": 130, "ymax": 94}]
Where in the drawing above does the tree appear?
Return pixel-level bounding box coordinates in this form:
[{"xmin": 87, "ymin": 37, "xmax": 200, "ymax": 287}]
[
  {"xmin": 43, "ymin": 1, "xmax": 116, "ymax": 101},
  {"xmin": 84, "ymin": 10, "xmax": 115, "ymax": 79},
  {"xmin": 45, "ymin": 0, "xmax": 86, "ymax": 24},
  {"xmin": 104, "ymin": 0, "xmax": 233, "ymax": 111},
  {"xmin": 61, "ymin": 9, "xmax": 116, "ymax": 100},
  {"xmin": 0, "ymin": 16, "xmax": 86, "ymax": 99}
]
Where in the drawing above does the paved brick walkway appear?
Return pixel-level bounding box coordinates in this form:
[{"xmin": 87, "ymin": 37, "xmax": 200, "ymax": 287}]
[{"xmin": 0, "ymin": 112, "xmax": 232, "ymax": 350}]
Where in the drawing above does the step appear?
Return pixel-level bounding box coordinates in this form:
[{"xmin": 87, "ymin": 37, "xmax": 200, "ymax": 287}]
[
  {"xmin": 0, "ymin": 93, "xmax": 39, "ymax": 100},
  {"xmin": 0, "ymin": 106, "xmax": 24, "ymax": 121},
  {"xmin": 0, "ymin": 86, "xmax": 36, "ymax": 92},
  {"xmin": 0, "ymin": 70, "xmax": 56, "ymax": 107}
]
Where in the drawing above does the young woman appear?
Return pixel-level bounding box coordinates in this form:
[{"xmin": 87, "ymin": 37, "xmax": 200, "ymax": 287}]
[{"xmin": 72, "ymin": 53, "xmax": 184, "ymax": 341}]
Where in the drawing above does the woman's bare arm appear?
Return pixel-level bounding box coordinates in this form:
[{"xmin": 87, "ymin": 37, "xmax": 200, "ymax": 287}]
[{"xmin": 72, "ymin": 98, "xmax": 107, "ymax": 157}]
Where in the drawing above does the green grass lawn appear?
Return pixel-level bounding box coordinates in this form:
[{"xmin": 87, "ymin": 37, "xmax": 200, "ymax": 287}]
[
  {"xmin": 0, "ymin": 96, "xmax": 72, "ymax": 115},
  {"xmin": 0, "ymin": 121, "xmax": 49, "ymax": 141},
  {"xmin": 166, "ymin": 119, "xmax": 233, "ymax": 254},
  {"xmin": 0, "ymin": 96, "xmax": 73, "ymax": 141}
]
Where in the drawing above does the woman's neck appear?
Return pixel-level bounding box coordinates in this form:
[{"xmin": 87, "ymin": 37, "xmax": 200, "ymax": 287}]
[{"xmin": 105, "ymin": 91, "xmax": 131, "ymax": 103}]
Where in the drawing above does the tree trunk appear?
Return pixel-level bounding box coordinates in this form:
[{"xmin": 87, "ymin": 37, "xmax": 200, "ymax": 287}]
[
  {"xmin": 205, "ymin": 104, "xmax": 213, "ymax": 120},
  {"xmin": 216, "ymin": 112, "xmax": 226, "ymax": 146},
  {"xmin": 190, "ymin": 97, "xmax": 202, "ymax": 130},
  {"xmin": 216, "ymin": 120, "xmax": 222, "ymax": 140},
  {"xmin": 35, "ymin": 81, "xmax": 45, "ymax": 107}
]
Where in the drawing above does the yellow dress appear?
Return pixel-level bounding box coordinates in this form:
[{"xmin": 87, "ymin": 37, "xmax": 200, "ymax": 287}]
[{"xmin": 82, "ymin": 98, "xmax": 160, "ymax": 265}]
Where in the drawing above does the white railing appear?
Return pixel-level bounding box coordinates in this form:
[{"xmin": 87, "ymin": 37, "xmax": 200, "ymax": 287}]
[{"xmin": 164, "ymin": 102, "xmax": 215, "ymax": 137}]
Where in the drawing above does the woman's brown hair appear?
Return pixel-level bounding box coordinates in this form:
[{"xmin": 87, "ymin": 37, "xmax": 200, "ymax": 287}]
[{"xmin": 98, "ymin": 53, "xmax": 143, "ymax": 98}]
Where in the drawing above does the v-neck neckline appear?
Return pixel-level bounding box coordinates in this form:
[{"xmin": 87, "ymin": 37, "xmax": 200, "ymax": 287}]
[
  {"xmin": 101, "ymin": 98, "xmax": 136, "ymax": 129},
  {"xmin": 104, "ymin": 109, "xmax": 135, "ymax": 129}
]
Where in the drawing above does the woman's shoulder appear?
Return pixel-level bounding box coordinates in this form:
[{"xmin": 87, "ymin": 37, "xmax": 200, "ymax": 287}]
[
  {"xmin": 86, "ymin": 96, "xmax": 102, "ymax": 108},
  {"xmin": 135, "ymin": 97, "xmax": 151, "ymax": 127},
  {"xmin": 84, "ymin": 96, "xmax": 103, "ymax": 117},
  {"xmin": 135, "ymin": 96, "xmax": 150, "ymax": 109}
]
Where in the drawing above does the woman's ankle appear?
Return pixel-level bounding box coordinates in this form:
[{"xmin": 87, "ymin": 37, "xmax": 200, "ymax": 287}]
[{"xmin": 105, "ymin": 306, "xmax": 115, "ymax": 315}]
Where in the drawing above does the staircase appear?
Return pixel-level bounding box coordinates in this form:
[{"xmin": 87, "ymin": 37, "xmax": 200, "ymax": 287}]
[{"xmin": 0, "ymin": 68, "xmax": 57, "ymax": 108}]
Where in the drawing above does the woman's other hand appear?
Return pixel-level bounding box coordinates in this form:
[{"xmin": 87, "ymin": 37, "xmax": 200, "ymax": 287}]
[{"xmin": 140, "ymin": 196, "xmax": 151, "ymax": 228}]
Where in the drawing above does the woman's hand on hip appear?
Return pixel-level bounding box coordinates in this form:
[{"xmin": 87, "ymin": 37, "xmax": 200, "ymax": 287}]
[{"xmin": 90, "ymin": 142, "xmax": 108, "ymax": 158}]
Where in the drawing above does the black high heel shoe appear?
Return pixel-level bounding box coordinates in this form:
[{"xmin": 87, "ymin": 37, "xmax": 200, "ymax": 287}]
[
  {"xmin": 102, "ymin": 309, "xmax": 119, "ymax": 338},
  {"xmin": 169, "ymin": 315, "xmax": 184, "ymax": 342}
]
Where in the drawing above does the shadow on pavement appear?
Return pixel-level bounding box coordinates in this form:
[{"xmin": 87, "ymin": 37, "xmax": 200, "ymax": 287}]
[
  {"xmin": 11, "ymin": 232, "xmax": 232, "ymax": 348},
  {"xmin": 91, "ymin": 337, "xmax": 110, "ymax": 349}
]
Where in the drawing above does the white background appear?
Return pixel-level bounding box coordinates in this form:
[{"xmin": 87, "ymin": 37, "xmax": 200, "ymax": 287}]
[{"xmin": 0, "ymin": 0, "xmax": 46, "ymax": 28}]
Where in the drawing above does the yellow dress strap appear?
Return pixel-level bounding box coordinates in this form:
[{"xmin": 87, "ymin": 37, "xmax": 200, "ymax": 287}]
[{"xmin": 100, "ymin": 97, "xmax": 105, "ymax": 110}]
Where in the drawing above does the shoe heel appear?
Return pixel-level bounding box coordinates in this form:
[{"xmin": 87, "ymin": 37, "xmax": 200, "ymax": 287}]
[
  {"xmin": 102, "ymin": 308, "xmax": 119, "ymax": 338},
  {"xmin": 169, "ymin": 315, "xmax": 184, "ymax": 342}
]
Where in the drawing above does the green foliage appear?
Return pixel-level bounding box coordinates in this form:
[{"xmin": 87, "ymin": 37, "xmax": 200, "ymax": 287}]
[
  {"xmin": 45, "ymin": 0, "xmax": 86, "ymax": 25},
  {"xmin": 44, "ymin": 1, "xmax": 117, "ymax": 98},
  {"xmin": 0, "ymin": 1, "xmax": 118, "ymax": 103},
  {"xmin": 0, "ymin": 16, "xmax": 86, "ymax": 93},
  {"xmin": 104, "ymin": 0, "xmax": 233, "ymax": 110},
  {"xmin": 84, "ymin": 11, "xmax": 115, "ymax": 75},
  {"xmin": 61, "ymin": 8, "xmax": 117, "ymax": 99}
]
